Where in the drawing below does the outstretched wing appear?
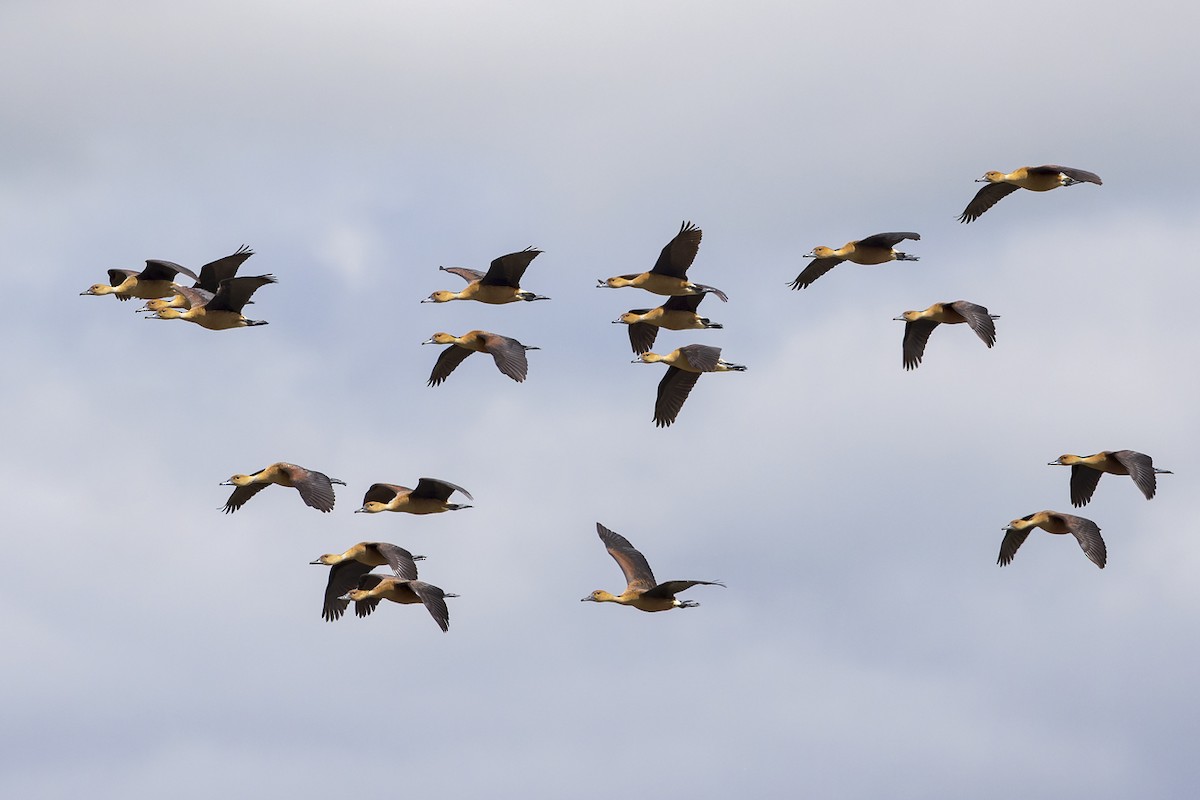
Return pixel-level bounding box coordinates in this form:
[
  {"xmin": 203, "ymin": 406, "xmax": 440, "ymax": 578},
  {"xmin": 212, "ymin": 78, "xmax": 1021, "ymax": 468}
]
[
  {"xmin": 1069, "ymin": 465, "xmax": 1103, "ymax": 507},
  {"xmin": 440, "ymin": 266, "xmax": 486, "ymax": 283},
  {"xmin": 790, "ymin": 257, "xmax": 844, "ymax": 290},
  {"xmin": 1056, "ymin": 513, "xmax": 1106, "ymax": 569},
  {"xmin": 140, "ymin": 259, "xmax": 199, "ymax": 282},
  {"xmin": 321, "ymin": 561, "xmax": 374, "ymax": 621},
  {"xmin": 948, "ymin": 301, "xmax": 997, "ymax": 347},
  {"xmin": 1031, "ymin": 165, "xmax": 1102, "ymax": 185},
  {"xmin": 362, "ymin": 483, "xmax": 405, "ymax": 505},
  {"xmin": 857, "ymin": 232, "xmax": 920, "ymax": 249},
  {"xmin": 654, "ymin": 367, "xmax": 702, "ymax": 427},
  {"xmin": 997, "ymin": 528, "xmax": 1030, "ymax": 567},
  {"xmin": 482, "ymin": 333, "xmax": 532, "ymax": 383},
  {"xmin": 958, "ymin": 183, "xmax": 1020, "ymax": 223},
  {"xmin": 427, "ymin": 346, "xmax": 474, "ymax": 386},
  {"xmin": 374, "ymin": 543, "xmax": 422, "ymax": 580},
  {"xmin": 195, "ymin": 245, "xmax": 254, "ymax": 292},
  {"xmin": 205, "ymin": 274, "xmax": 276, "ymax": 313},
  {"xmin": 410, "ymin": 581, "xmax": 453, "ymax": 632},
  {"xmin": 596, "ymin": 522, "xmax": 657, "ymax": 591},
  {"xmin": 482, "ymin": 247, "xmax": 541, "ymax": 286},
  {"xmin": 222, "ymin": 482, "xmax": 269, "ymax": 513},
  {"xmin": 412, "ymin": 478, "xmax": 473, "ymax": 502},
  {"xmin": 1111, "ymin": 450, "xmax": 1158, "ymax": 500},
  {"xmin": 642, "ymin": 579, "xmax": 725, "ymax": 599},
  {"xmin": 902, "ymin": 320, "xmax": 939, "ymax": 370},
  {"xmin": 650, "ymin": 221, "xmax": 702, "ymax": 278}
]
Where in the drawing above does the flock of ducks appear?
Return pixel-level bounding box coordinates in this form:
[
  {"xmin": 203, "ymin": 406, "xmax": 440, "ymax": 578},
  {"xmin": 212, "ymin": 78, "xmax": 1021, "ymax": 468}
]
[{"xmin": 80, "ymin": 164, "xmax": 1165, "ymax": 631}]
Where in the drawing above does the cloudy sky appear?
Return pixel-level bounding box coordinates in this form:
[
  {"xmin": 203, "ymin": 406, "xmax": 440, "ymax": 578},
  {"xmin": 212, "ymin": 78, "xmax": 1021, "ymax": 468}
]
[{"xmin": 4, "ymin": 1, "xmax": 1199, "ymax": 797}]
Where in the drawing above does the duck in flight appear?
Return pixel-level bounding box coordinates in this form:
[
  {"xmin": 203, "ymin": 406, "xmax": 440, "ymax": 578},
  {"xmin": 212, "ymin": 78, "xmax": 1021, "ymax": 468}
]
[
  {"xmin": 894, "ymin": 300, "xmax": 998, "ymax": 370},
  {"xmin": 1048, "ymin": 450, "xmax": 1172, "ymax": 507},
  {"xmin": 598, "ymin": 221, "xmax": 728, "ymax": 301},
  {"xmin": 356, "ymin": 478, "xmax": 473, "ymax": 514},
  {"xmin": 613, "ymin": 294, "xmax": 723, "ymax": 355},
  {"xmin": 958, "ymin": 165, "xmax": 1102, "ymax": 223},
  {"xmin": 221, "ymin": 462, "xmax": 346, "ymax": 513},
  {"xmin": 790, "ymin": 232, "xmax": 919, "ymax": 290},
  {"xmin": 582, "ymin": 522, "xmax": 724, "ymax": 612},
  {"xmin": 998, "ymin": 511, "xmax": 1106, "ymax": 569},
  {"xmin": 311, "ymin": 542, "xmax": 425, "ymax": 621},
  {"xmin": 422, "ymin": 247, "xmax": 548, "ymax": 304},
  {"xmin": 634, "ymin": 344, "xmax": 746, "ymax": 427},
  {"xmin": 423, "ymin": 330, "xmax": 539, "ymax": 385}
]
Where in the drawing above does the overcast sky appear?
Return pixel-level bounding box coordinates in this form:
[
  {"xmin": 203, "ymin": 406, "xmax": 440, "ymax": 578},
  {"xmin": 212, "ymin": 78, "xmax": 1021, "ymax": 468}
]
[{"xmin": 3, "ymin": 1, "xmax": 1199, "ymax": 797}]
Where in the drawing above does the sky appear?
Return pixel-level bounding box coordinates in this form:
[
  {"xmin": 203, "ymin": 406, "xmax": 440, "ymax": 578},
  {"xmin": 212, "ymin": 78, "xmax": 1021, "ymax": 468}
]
[{"xmin": 3, "ymin": 1, "xmax": 1199, "ymax": 797}]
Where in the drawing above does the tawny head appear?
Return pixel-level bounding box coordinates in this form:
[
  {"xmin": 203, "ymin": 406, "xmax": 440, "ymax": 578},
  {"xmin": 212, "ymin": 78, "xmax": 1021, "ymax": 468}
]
[
  {"xmin": 980, "ymin": 171, "xmax": 1006, "ymax": 183},
  {"xmin": 422, "ymin": 332, "xmax": 458, "ymax": 346},
  {"xmin": 1049, "ymin": 454, "xmax": 1079, "ymax": 466},
  {"xmin": 615, "ymin": 311, "xmax": 642, "ymax": 325},
  {"xmin": 894, "ymin": 310, "xmax": 922, "ymax": 322},
  {"xmin": 422, "ymin": 290, "xmax": 457, "ymax": 304},
  {"xmin": 807, "ymin": 246, "xmax": 836, "ymax": 259},
  {"xmin": 150, "ymin": 308, "xmax": 185, "ymax": 321},
  {"xmin": 581, "ymin": 590, "xmax": 614, "ymax": 603},
  {"xmin": 310, "ymin": 554, "xmax": 339, "ymax": 565},
  {"xmin": 346, "ymin": 589, "xmax": 369, "ymax": 601},
  {"xmin": 1004, "ymin": 513, "xmax": 1038, "ymax": 532},
  {"xmin": 632, "ymin": 352, "xmax": 665, "ymax": 364},
  {"xmin": 81, "ymin": 284, "xmax": 111, "ymax": 296},
  {"xmin": 142, "ymin": 298, "xmax": 175, "ymax": 312},
  {"xmin": 222, "ymin": 474, "xmax": 253, "ymax": 487},
  {"xmin": 356, "ymin": 501, "xmax": 388, "ymax": 514},
  {"xmin": 600, "ymin": 276, "xmax": 631, "ymax": 289}
]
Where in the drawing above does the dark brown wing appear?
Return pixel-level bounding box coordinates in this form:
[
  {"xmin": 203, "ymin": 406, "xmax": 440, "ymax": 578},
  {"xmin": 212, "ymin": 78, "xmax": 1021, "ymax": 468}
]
[
  {"xmin": 440, "ymin": 266, "xmax": 486, "ymax": 283},
  {"xmin": 856, "ymin": 232, "xmax": 920, "ymax": 249},
  {"xmin": 958, "ymin": 183, "xmax": 1020, "ymax": 223},
  {"xmin": 139, "ymin": 259, "xmax": 199, "ymax": 282},
  {"xmin": 997, "ymin": 528, "xmax": 1030, "ymax": 566},
  {"xmin": 205, "ymin": 275, "xmax": 277, "ymax": 313},
  {"xmin": 362, "ymin": 483, "xmax": 406, "ymax": 505},
  {"xmin": 222, "ymin": 482, "xmax": 269, "ymax": 513},
  {"xmin": 482, "ymin": 247, "xmax": 541, "ymax": 287},
  {"xmin": 1054, "ymin": 513, "xmax": 1106, "ymax": 569},
  {"xmin": 1031, "ymin": 165, "xmax": 1102, "ymax": 185},
  {"xmin": 1111, "ymin": 450, "xmax": 1158, "ymax": 500},
  {"xmin": 677, "ymin": 344, "xmax": 722, "ymax": 372},
  {"xmin": 409, "ymin": 581, "xmax": 453, "ymax": 632},
  {"xmin": 661, "ymin": 294, "xmax": 705, "ymax": 312},
  {"xmin": 790, "ymin": 257, "xmax": 844, "ymax": 290},
  {"xmin": 321, "ymin": 561, "xmax": 374, "ymax": 621},
  {"xmin": 481, "ymin": 333, "xmax": 533, "ymax": 382},
  {"xmin": 948, "ymin": 301, "xmax": 997, "ymax": 347},
  {"xmin": 627, "ymin": 322, "xmax": 659, "ymax": 355},
  {"xmin": 353, "ymin": 573, "xmax": 386, "ymax": 618},
  {"xmin": 902, "ymin": 319, "xmax": 939, "ymax": 370},
  {"xmin": 106, "ymin": 268, "xmax": 137, "ymax": 285},
  {"xmin": 654, "ymin": 367, "xmax": 702, "ymax": 427},
  {"xmin": 642, "ymin": 579, "xmax": 725, "ymax": 599},
  {"xmin": 289, "ymin": 468, "xmax": 339, "ymax": 512},
  {"xmin": 650, "ymin": 221, "xmax": 702, "ymax": 278},
  {"xmin": 194, "ymin": 245, "xmax": 254, "ymax": 292},
  {"xmin": 596, "ymin": 523, "xmax": 657, "ymax": 591},
  {"xmin": 372, "ymin": 543, "xmax": 422, "ymax": 580},
  {"xmin": 427, "ymin": 345, "xmax": 474, "ymax": 386},
  {"xmin": 1069, "ymin": 465, "xmax": 1103, "ymax": 507},
  {"xmin": 412, "ymin": 478, "xmax": 473, "ymax": 502}
]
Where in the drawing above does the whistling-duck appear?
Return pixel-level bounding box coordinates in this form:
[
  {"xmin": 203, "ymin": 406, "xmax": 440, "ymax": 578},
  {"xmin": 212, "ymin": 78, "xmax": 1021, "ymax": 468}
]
[
  {"xmin": 634, "ymin": 344, "xmax": 746, "ymax": 427},
  {"xmin": 139, "ymin": 245, "xmax": 255, "ymax": 310},
  {"xmin": 356, "ymin": 478, "xmax": 473, "ymax": 514},
  {"xmin": 999, "ymin": 511, "xmax": 1106, "ymax": 569},
  {"xmin": 895, "ymin": 300, "xmax": 999, "ymax": 370},
  {"xmin": 221, "ymin": 462, "xmax": 346, "ymax": 513},
  {"xmin": 147, "ymin": 275, "xmax": 276, "ymax": 329},
  {"xmin": 958, "ymin": 165, "xmax": 1102, "ymax": 223},
  {"xmin": 582, "ymin": 522, "xmax": 723, "ymax": 612},
  {"xmin": 311, "ymin": 542, "xmax": 424, "ymax": 621},
  {"xmin": 81, "ymin": 259, "xmax": 200, "ymax": 301},
  {"xmin": 423, "ymin": 330, "xmax": 539, "ymax": 385},
  {"xmin": 598, "ymin": 221, "xmax": 728, "ymax": 302},
  {"xmin": 347, "ymin": 574, "xmax": 457, "ymax": 632},
  {"xmin": 790, "ymin": 232, "xmax": 920, "ymax": 290},
  {"xmin": 421, "ymin": 247, "xmax": 547, "ymax": 304},
  {"xmin": 1049, "ymin": 450, "xmax": 1172, "ymax": 507},
  {"xmin": 614, "ymin": 294, "xmax": 723, "ymax": 355}
]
